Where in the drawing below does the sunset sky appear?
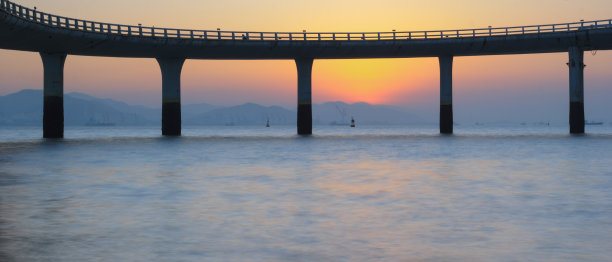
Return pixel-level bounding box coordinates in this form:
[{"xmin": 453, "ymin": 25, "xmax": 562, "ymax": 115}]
[{"xmin": 1, "ymin": 0, "xmax": 612, "ymax": 123}]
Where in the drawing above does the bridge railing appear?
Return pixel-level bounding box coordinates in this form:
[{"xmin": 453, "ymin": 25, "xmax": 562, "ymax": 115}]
[{"xmin": 1, "ymin": 0, "xmax": 611, "ymax": 41}]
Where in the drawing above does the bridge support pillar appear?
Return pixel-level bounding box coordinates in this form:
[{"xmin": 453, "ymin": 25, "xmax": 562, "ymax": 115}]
[
  {"xmin": 568, "ymin": 47, "xmax": 585, "ymax": 134},
  {"xmin": 439, "ymin": 55, "xmax": 453, "ymax": 134},
  {"xmin": 40, "ymin": 53, "xmax": 67, "ymax": 138},
  {"xmin": 296, "ymin": 58, "xmax": 313, "ymax": 135},
  {"xmin": 157, "ymin": 58, "xmax": 185, "ymax": 136}
]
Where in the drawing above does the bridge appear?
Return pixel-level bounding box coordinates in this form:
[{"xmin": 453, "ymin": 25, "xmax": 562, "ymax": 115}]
[{"xmin": 1, "ymin": 0, "xmax": 612, "ymax": 138}]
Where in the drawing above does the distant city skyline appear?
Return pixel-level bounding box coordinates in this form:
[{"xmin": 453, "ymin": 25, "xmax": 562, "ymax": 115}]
[{"xmin": 1, "ymin": 0, "xmax": 612, "ymax": 123}]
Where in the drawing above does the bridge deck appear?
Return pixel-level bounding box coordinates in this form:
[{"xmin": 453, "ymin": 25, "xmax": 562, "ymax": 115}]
[{"xmin": 1, "ymin": 0, "xmax": 612, "ymax": 59}]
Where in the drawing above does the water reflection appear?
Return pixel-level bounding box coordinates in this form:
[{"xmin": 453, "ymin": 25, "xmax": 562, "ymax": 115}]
[{"xmin": 1, "ymin": 128, "xmax": 612, "ymax": 261}]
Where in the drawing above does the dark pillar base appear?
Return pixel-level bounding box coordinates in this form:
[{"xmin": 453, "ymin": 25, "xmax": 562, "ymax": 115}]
[
  {"xmin": 43, "ymin": 96, "xmax": 64, "ymax": 138},
  {"xmin": 297, "ymin": 104, "xmax": 312, "ymax": 135},
  {"xmin": 440, "ymin": 104, "xmax": 453, "ymax": 134},
  {"xmin": 570, "ymin": 101, "xmax": 585, "ymax": 134},
  {"xmin": 162, "ymin": 102, "xmax": 181, "ymax": 136}
]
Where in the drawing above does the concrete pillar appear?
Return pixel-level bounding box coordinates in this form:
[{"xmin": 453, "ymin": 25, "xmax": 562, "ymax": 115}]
[
  {"xmin": 439, "ymin": 55, "xmax": 453, "ymax": 134},
  {"xmin": 295, "ymin": 58, "xmax": 313, "ymax": 135},
  {"xmin": 40, "ymin": 53, "xmax": 67, "ymax": 138},
  {"xmin": 156, "ymin": 57, "xmax": 185, "ymax": 136},
  {"xmin": 568, "ymin": 47, "xmax": 585, "ymax": 134}
]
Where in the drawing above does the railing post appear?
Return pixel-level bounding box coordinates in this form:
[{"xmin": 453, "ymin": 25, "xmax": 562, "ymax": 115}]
[
  {"xmin": 304, "ymin": 33, "xmax": 306, "ymax": 41},
  {"xmin": 409, "ymin": 32, "xmax": 412, "ymax": 39},
  {"xmin": 190, "ymin": 30, "xmax": 194, "ymax": 39},
  {"xmin": 552, "ymin": 24, "xmax": 555, "ymax": 32},
  {"xmin": 274, "ymin": 33, "xmax": 278, "ymax": 40},
  {"xmin": 138, "ymin": 24, "xmax": 143, "ymax": 36},
  {"xmin": 204, "ymin": 31, "xmax": 207, "ymax": 39},
  {"xmin": 362, "ymin": 33, "xmax": 365, "ymax": 40},
  {"xmin": 424, "ymin": 31, "xmax": 427, "ymax": 39},
  {"xmin": 333, "ymin": 33, "xmax": 335, "ymax": 40},
  {"xmin": 232, "ymin": 32, "xmax": 235, "ymax": 40},
  {"xmin": 537, "ymin": 25, "xmax": 540, "ymax": 33},
  {"xmin": 377, "ymin": 32, "xmax": 380, "ymax": 40},
  {"xmin": 289, "ymin": 33, "xmax": 292, "ymax": 41},
  {"xmin": 393, "ymin": 31, "xmax": 396, "ymax": 40},
  {"xmin": 522, "ymin": 26, "xmax": 525, "ymax": 34},
  {"xmin": 164, "ymin": 29, "xmax": 168, "ymax": 38},
  {"xmin": 347, "ymin": 33, "xmax": 350, "ymax": 41},
  {"xmin": 472, "ymin": 29, "xmax": 475, "ymax": 37},
  {"xmin": 318, "ymin": 33, "xmax": 321, "ymax": 41},
  {"xmin": 506, "ymin": 28, "xmax": 508, "ymax": 35},
  {"xmin": 456, "ymin": 30, "xmax": 459, "ymax": 38},
  {"xmin": 260, "ymin": 32, "xmax": 264, "ymax": 40}
]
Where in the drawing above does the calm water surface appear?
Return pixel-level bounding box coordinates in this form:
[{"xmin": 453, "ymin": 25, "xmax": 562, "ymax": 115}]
[{"xmin": 1, "ymin": 125, "xmax": 611, "ymax": 261}]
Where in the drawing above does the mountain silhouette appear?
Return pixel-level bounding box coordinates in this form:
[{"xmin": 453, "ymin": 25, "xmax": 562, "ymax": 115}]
[{"xmin": 0, "ymin": 90, "xmax": 427, "ymax": 126}]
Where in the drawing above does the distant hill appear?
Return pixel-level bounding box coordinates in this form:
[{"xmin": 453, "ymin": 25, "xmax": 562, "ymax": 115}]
[
  {"xmin": 0, "ymin": 90, "xmax": 427, "ymax": 126},
  {"xmin": 185, "ymin": 103, "xmax": 295, "ymax": 126},
  {"xmin": 0, "ymin": 90, "xmax": 158, "ymax": 126}
]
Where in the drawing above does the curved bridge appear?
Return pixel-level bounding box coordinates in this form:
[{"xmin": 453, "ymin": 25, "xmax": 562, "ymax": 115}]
[{"xmin": 1, "ymin": 0, "xmax": 611, "ymax": 137}]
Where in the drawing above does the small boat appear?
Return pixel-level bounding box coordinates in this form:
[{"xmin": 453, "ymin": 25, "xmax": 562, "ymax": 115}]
[
  {"xmin": 585, "ymin": 120, "xmax": 603, "ymax": 125},
  {"xmin": 350, "ymin": 117, "xmax": 355, "ymax": 128},
  {"xmin": 266, "ymin": 118, "xmax": 270, "ymax": 128}
]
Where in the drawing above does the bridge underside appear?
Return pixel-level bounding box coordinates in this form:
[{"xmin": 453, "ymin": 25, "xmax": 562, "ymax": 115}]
[{"xmin": 0, "ymin": 9, "xmax": 609, "ymax": 137}]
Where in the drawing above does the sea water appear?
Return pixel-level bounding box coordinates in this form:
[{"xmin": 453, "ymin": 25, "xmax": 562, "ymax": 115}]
[{"xmin": 1, "ymin": 125, "xmax": 611, "ymax": 261}]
